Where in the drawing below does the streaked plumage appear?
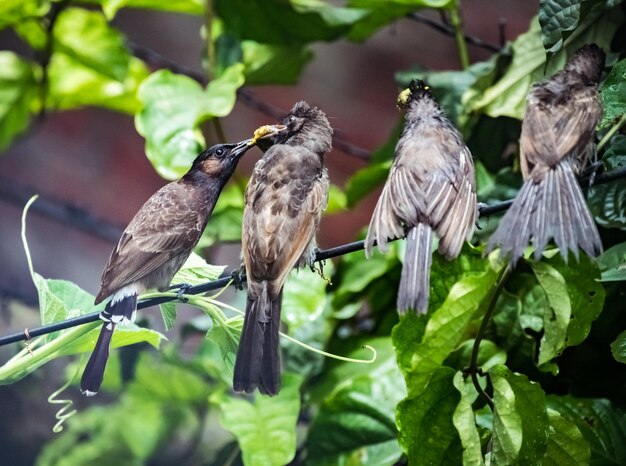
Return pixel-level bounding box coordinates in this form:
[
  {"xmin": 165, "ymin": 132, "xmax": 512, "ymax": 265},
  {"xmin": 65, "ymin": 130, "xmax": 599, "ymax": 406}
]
[
  {"xmin": 81, "ymin": 139, "xmax": 259, "ymax": 396},
  {"xmin": 365, "ymin": 80, "xmax": 477, "ymax": 314},
  {"xmin": 233, "ymin": 101, "xmax": 332, "ymax": 395},
  {"xmin": 486, "ymin": 44, "xmax": 604, "ymax": 264}
]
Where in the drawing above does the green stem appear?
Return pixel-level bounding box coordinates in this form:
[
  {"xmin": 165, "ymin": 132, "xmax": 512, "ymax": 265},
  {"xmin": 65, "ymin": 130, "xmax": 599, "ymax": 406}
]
[
  {"xmin": 598, "ymin": 113, "xmax": 626, "ymax": 151},
  {"xmin": 468, "ymin": 265, "xmax": 511, "ymax": 409},
  {"xmin": 449, "ymin": 0, "xmax": 470, "ymax": 70}
]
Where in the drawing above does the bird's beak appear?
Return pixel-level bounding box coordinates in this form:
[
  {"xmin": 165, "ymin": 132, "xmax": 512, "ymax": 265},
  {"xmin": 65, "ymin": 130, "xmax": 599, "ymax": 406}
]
[
  {"xmin": 233, "ymin": 138, "xmax": 256, "ymax": 157},
  {"xmin": 252, "ymin": 124, "xmax": 287, "ymax": 142}
]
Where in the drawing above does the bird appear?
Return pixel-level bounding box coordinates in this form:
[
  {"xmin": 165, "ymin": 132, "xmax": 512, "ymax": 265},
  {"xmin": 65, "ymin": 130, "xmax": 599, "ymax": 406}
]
[
  {"xmin": 365, "ymin": 79, "xmax": 477, "ymax": 314},
  {"xmin": 486, "ymin": 44, "xmax": 605, "ymax": 265},
  {"xmin": 233, "ymin": 101, "xmax": 333, "ymax": 395},
  {"xmin": 81, "ymin": 128, "xmax": 285, "ymax": 396}
]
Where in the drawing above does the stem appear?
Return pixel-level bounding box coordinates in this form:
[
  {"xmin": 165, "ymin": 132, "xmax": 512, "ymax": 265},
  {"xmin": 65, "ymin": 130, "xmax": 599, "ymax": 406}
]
[
  {"xmin": 449, "ymin": 0, "xmax": 470, "ymax": 70},
  {"xmin": 598, "ymin": 113, "xmax": 626, "ymax": 151},
  {"xmin": 468, "ymin": 265, "xmax": 511, "ymax": 409}
]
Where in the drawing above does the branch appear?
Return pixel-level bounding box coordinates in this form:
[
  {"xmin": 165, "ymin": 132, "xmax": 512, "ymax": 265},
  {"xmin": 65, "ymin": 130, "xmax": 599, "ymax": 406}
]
[
  {"xmin": 407, "ymin": 12, "xmax": 500, "ymax": 53},
  {"xmin": 2, "ymin": 163, "xmax": 626, "ymax": 347},
  {"xmin": 0, "ymin": 176, "xmax": 123, "ymax": 243}
]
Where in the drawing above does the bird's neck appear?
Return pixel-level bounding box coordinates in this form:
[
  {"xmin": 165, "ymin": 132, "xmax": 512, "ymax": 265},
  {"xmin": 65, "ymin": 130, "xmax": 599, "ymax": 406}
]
[{"xmin": 287, "ymin": 131, "xmax": 332, "ymax": 158}]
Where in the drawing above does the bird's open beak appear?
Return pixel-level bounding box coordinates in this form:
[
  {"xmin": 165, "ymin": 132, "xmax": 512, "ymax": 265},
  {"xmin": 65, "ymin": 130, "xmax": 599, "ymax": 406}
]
[
  {"xmin": 252, "ymin": 124, "xmax": 287, "ymax": 142},
  {"xmin": 233, "ymin": 138, "xmax": 256, "ymax": 157}
]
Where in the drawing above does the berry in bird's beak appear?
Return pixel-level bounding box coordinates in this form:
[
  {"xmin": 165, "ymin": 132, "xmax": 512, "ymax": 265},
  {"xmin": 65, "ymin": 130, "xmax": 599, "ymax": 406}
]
[{"xmin": 252, "ymin": 124, "xmax": 287, "ymax": 142}]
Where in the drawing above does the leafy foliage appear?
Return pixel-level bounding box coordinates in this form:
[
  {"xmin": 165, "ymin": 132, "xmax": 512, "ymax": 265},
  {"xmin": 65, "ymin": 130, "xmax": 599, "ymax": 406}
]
[{"xmin": 1, "ymin": 1, "xmax": 626, "ymax": 465}]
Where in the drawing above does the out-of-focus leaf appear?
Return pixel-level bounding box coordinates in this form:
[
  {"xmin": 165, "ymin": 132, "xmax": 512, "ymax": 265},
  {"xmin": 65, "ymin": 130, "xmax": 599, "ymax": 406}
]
[
  {"xmin": 0, "ymin": 52, "xmax": 39, "ymax": 150},
  {"xmin": 53, "ymin": 8, "xmax": 130, "ymax": 81},
  {"xmin": 544, "ymin": 408, "xmax": 591, "ymax": 465},
  {"xmin": 242, "ymin": 41, "xmax": 313, "ymax": 85},
  {"xmin": 198, "ymin": 182, "xmax": 245, "ymax": 248},
  {"xmin": 344, "ymin": 160, "xmax": 391, "ymax": 207},
  {"xmin": 490, "ymin": 366, "xmax": 549, "ymax": 464},
  {"xmin": 452, "ymin": 371, "xmax": 485, "ymax": 466},
  {"xmin": 326, "ymin": 184, "xmax": 348, "ymax": 214},
  {"xmin": 611, "ymin": 329, "xmax": 626, "ymax": 364},
  {"xmin": 0, "ymin": 0, "xmax": 49, "ymax": 30},
  {"xmin": 215, "ymin": 0, "xmax": 368, "ymax": 45},
  {"xmin": 213, "ymin": 373, "xmax": 302, "ymax": 466},
  {"xmin": 396, "ymin": 367, "xmax": 462, "ymax": 463},
  {"xmin": 548, "ymin": 396, "xmax": 626, "ymax": 464},
  {"xmin": 87, "ymin": 0, "xmax": 203, "ymax": 19},
  {"xmin": 601, "ymin": 57, "xmax": 626, "ymax": 127},
  {"xmin": 135, "ymin": 65, "xmax": 244, "ymax": 179}
]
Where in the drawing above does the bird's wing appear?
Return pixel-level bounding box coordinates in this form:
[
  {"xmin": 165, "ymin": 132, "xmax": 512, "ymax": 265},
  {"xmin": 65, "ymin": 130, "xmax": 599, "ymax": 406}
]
[
  {"xmin": 98, "ymin": 182, "xmax": 206, "ymax": 297},
  {"xmin": 243, "ymin": 145, "xmax": 328, "ymax": 290},
  {"xmin": 521, "ymin": 86, "xmax": 601, "ymax": 178}
]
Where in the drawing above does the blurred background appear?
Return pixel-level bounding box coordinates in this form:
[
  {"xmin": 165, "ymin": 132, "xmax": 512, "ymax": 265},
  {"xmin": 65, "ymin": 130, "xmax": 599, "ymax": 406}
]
[{"xmin": 0, "ymin": 1, "xmax": 536, "ymax": 464}]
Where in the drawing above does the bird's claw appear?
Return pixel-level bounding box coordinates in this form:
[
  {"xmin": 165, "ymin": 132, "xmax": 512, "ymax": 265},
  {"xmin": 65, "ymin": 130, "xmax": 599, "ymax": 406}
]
[
  {"xmin": 169, "ymin": 282, "xmax": 192, "ymax": 302},
  {"xmin": 231, "ymin": 266, "xmax": 246, "ymax": 291},
  {"xmin": 309, "ymin": 249, "xmax": 332, "ymax": 285}
]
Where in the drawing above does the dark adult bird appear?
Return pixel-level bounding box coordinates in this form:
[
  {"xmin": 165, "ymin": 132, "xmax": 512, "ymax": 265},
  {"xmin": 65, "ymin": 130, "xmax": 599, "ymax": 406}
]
[
  {"xmin": 486, "ymin": 44, "xmax": 605, "ymax": 264},
  {"xmin": 365, "ymin": 80, "xmax": 477, "ymax": 314},
  {"xmin": 233, "ymin": 101, "xmax": 332, "ymax": 395},
  {"xmin": 81, "ymin": 130, "xmax": 285, "ymax": 396}
]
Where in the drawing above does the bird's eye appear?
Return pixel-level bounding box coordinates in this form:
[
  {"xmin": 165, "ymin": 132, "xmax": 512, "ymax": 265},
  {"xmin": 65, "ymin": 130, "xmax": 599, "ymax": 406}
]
[{"xmin": 215, "ymin": 148, "xmax": 225, "ymax": 156}]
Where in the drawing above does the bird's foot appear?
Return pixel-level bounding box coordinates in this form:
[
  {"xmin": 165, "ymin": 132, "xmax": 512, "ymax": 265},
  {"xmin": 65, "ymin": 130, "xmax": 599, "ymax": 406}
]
[
  {"xmin": 169, "ymin": 282, "xmax": 192, "ymax": 302},
  {"xmin": 231, "ymin": 266, "xmax": 246, "ymax": 291},
  {"xmin": 476, "ymin": 202, "xmax": 489, "ymax": 230},
  {"xmin": 309, "ymin": 250, "xmax": 332, "ymax": 285},
  {"xmin": 582, "ymin": 161, "xmax": 603, "ymax": 189}
]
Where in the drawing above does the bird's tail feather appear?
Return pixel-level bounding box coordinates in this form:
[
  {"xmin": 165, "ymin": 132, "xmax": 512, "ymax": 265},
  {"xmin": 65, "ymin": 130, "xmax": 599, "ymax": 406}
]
[
  {"xmin": 398, "ymin": 224, "xmax": 433, "ymax": 314},
  {"xmin": 233, "ymin": 284, "xmax": 282, "ymax": 395},
  {"xmin": 487, "ymin": 162, "xmax": 602, "ymax": 264},
  {"xmin": 80, "ymin": 294, "xmax": 137, "ymax": 396}
]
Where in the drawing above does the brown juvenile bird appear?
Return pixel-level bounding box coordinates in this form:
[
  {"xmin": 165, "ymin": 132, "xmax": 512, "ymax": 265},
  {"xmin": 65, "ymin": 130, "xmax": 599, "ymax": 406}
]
[
  {"xmin": 486, "ymin": 44, "xmax": 605, "ymax": 264},
  {"xmin": 81, "ymin": 130, "xmax": 285, "ymax": 396},
  {"xmin": 233, "ymin": 101, "xmax": 332, "ymax": 395},
  {"xmin": 365, "ymin": 80, "xmax": 477, "ymax": 314}
]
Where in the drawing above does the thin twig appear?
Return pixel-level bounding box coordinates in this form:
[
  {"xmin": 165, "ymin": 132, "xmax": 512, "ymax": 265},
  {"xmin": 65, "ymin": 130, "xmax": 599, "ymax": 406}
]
[
  {"xmin": 407, "ymin": 12, "xmax": 500, "ymax": 53},
  {"xmin": 467, "ymin": 265, "xmax": 511, "ymax": 409}
]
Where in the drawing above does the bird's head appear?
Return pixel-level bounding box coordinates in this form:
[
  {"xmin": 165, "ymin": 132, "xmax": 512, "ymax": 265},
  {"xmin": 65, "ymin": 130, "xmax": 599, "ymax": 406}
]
[
  {"xmin": 564, "ymin": 44, "xmax": 605, "ymax": 85},
  {"xmin": 272, "ymin": 101, "xmax": 333, "ymax": 155},
  {"xmin": 397, "ymin": 79, "xmax": 432, "ymax": 110},
  {"xmin": 188, "ymin": 140, "xmax": 254, "ymax": 178}
]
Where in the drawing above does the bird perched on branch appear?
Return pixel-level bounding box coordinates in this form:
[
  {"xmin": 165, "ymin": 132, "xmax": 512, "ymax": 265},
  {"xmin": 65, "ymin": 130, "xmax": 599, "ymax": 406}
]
[
  {"xmin": 486, "ymin": 44, "xmax": 605, "ymax": 264},
  {"xmin": 365, "ymin": 80, "xmax": 477, "ymax": 314},
  {"xmin": 81, "ymin": 128, "xmax": 285, "ymax": 396},
  {"xmin": 233, "ymin": 101, "xmax": 332, "ymax": 395}
]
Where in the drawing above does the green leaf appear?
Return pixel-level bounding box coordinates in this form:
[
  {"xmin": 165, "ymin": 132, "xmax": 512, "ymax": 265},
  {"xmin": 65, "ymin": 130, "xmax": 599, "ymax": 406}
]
[
  {"xmin": 215, "ymin": 0, "xmax": 368, "ymax": 45},
  {"xmin": 326, "ymin": 184, "xmax": 348, "ymax": 214},
  {"xmin": 601, "ymin": 57, "xmax": 626, "ymax": 127},
  {"xmin": 589, "ymin": 136, "xmax": 626, "ymax": 228},
  {"xmin": 528, "ymin": 261, "xmax": 570, "ymax": 367},
  {"xmin": 135, "ymin": 65, "xmax": 245, "ymax": 179},
  {"xmin": 611, "ymin": 329, "xmax": 626, "ymax": 364},
  {"xmin": 452, "ymin": 371, "xmax": 485, "ymax": 466},
  {"xmin": 0, "ymin": 0, "xmax": 49, "ymax": 30},
  {"xmin": 396, "ymin": 367, "xmax": 462, "ymax": 463},
  {"xmin": 242, "ymin": 41, "xmax": 313, "ymax": 85},
  {"xmin": 172, "ymin": 252, "xmax": 225, "ymax": 286},
  {"xmin": 490, "ymin": 366, "xmax": 549, "ymax": 464},
  {"xmin": 213, "ymin": 373, "xmax": 303, "ymax": 466},
  {"xmin": 543, "ymin": 408, "xmax": 591, "ymax": 465},
  {"xmin": 0, "ymin": 52, "xmax": 39, "ymax": 150},
  {"xmin": 598, "ymin": 241, "xmax": 626, "ymax": 281},
  {"xmin": 53, "ymin": 8, "xmax": 130, "ymax": 81},
  {"xmin": 88, "ymin": 0, "xmax": 203, "ymax": 19},
  {"xmin": 539, "ymin": 0, "xmax": 586, "ymax": 53},
  {"xmin": 547, "ymin": 396, "xmax": 626, "ymax": 465},
  {"xmin": 159, "ymin": 301, "xmax": 177, "ymax": 331}
]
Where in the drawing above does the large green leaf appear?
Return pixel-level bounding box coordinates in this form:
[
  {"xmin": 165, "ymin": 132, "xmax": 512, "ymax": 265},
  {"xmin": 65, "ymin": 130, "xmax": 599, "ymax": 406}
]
[
  {"xmin": 548, "ymin": 396, "xmax": 626, "ymax": 465},
  {"xmin": 0, "ymin": 52, "xmax": 39, "ymax": 150},
  {"xmin": 396, "ymin": 367, "xmax": 462, "ymax": 463},
  {"xmin": 242, "ymin": 41, "xmax": 313, "ymax": 85},
  {"xmin": 544, "ymin": 409, "xmax": 591, "ymax": 465},
  {"xmin": 135, "ymin": 65, "xmax": 244, "ymax": 179},
  {"xmin": 490, "ymin": 366, "xmax": 549, "ymax": 464},
  {"xmin": 601, "ymin": 57, "xmax": 626, "ymax": 127},
  {"xmin": 213, "ymin": 373, "xmax": 302, "ymax": 466},
  {"xmin": 215, "ymin": 0, "xmax": 368, "ymax": 45},
  {"xmin": 87, "ymin": 0, "xmax": 203, "ymax": 19},
  {"xmin": 452, "ymin": 371, "xmax": 485, "ymax": 466},
  {"xmin": 598, "ymin": 240, "xmax": 626, "ymax": 281}
]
